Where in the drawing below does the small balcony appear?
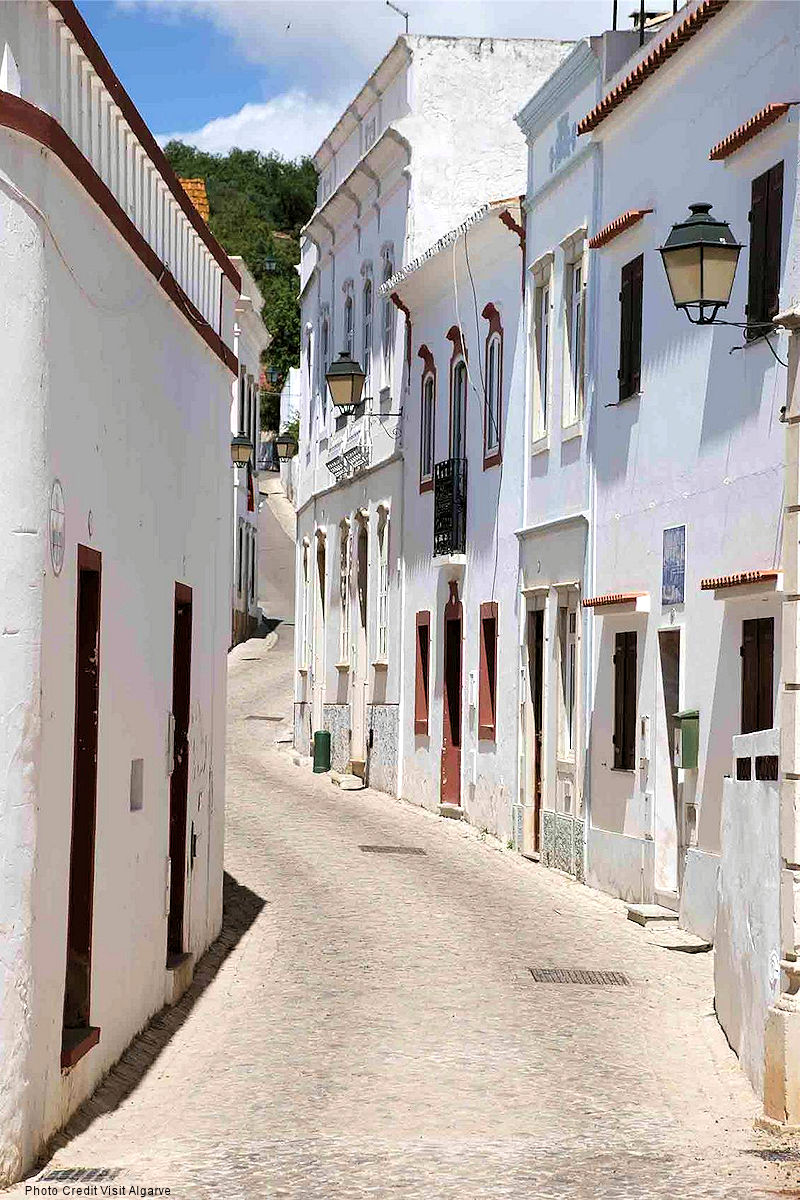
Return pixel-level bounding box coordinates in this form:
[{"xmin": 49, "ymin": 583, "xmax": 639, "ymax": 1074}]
[{"xmin": 433, "ymin": 457, "xmax": 467, "ymax": 556}]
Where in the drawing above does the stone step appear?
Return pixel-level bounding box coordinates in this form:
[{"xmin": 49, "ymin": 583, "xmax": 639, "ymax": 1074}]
[
  {"xmin": 439, "ymin": 803, "xmax": 464, "ymax": 821},
  {"xmin": 626, "ymin": 903, "xmax": 680, "ymax": 928},
  {"xmin": 339, "ymin": 774, "xmax": 365, "ymax": 791},
  {"xmin": 350, "ymin": 758, "xmax": 366, "ymax": 780}
]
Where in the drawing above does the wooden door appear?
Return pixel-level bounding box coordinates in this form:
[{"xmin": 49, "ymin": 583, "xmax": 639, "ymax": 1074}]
[
  {"xmin": 741, "ymin": 617, "xmax": 774, "ymax": 733},
  {"xmin": 63, "ymin": 546, "xmax": 102, "ymax": 1041},
  {"xmin": 658, "ymin": 629, "xmax": 681, "ymax": 891},
  {"xmin": 527, "ymin": 609, "xmax": 544, "ymax": 849},
  {"xmin": 168, "ymin": 584, "xmax": 192, "ymax": 960},
  {"xmin": 441, "ymin": 582, "xmax": 463, "ymax": 806}
]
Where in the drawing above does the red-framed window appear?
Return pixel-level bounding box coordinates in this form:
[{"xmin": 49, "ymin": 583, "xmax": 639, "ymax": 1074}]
[
  {"xmin": 478, "ymin": 601, "xmax": 498, "ymax": 741},
  {"xmin": 415, "ymin": 611, "xmax": 431, "ymax": 734},
  {"xmin": 481, "ymin": 303, "xmax": 502, "ymax": 468},
  {"xmin": 418, "ymin": 344, "xmax": 436, "ymax": 493},
  {"xmin": 446, "ymin": 325, "xmax": 467, "ymax": 461}
]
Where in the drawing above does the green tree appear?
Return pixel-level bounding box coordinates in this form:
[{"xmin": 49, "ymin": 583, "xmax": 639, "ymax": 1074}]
[{"xmin": 164, "ymin": 141, "xmax": 317, "ymax": 431}]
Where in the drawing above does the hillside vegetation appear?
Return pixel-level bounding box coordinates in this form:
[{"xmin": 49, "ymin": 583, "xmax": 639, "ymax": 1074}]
[{"xmin": 164, "ymin": 142, "xmax": 317, "ymax": 430}]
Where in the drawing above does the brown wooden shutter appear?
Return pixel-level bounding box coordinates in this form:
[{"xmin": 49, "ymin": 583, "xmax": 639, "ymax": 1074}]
[
  {"xmin": 741, "ymin": 617, "xmax": 774, "ymax": 733},
  {"xmin": 613, "ymin": 630, "xmax": 637, "ymax": 769},
  {"xmin": 478, "ymin": 602, "xmax": 498, "ymax": 741},
  {"xmin": 747, "ymin": 168, "xmax": 769, "ymax": 331},
  {"xmin": 414, "ymin": 611, "xmax": 430, "ymax": 734},
  {"xmin": 765, "ymin": 161, "xmax": 784, "ymax": 321},
  {"xmin": 618, "ymin": 256, "xmax": 643, "ymax": 400}
]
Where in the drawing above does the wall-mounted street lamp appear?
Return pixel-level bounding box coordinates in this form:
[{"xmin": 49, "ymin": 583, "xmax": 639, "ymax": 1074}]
[
  {"xmin": 658, "ymin": 203, "xmax": 743, "ymax": 326},
  {"xmin": 325, "ymin": 351, "xmax": 366, "ymax": 417},
  {"xmin": 230, "ymin": 431, "xmax": 253, "ymax": 467},
  {"xmin": 275, "ymin": 431, "xmax": 299, "ymax": 460}
]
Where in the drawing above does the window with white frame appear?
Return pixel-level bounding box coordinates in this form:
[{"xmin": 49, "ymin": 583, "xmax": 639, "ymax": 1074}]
[
  {"xmin": 250, "ymin": 527, "xmax": 257, "ymax": 603},
  {"xmin": 344, "ymin": 294, "xmax": 354, "ymax": 355},
  {"xmin": 557, "ymin": 600, "xmax": 578, "ymax": 758},
  {"xmin": 531, "ymin": 259, "xmax": 553, "ymax": 440},
  {"xmin": 339, "ymin": 522, "xmax": 350, "ymax": 664},
  {"xmin": 363, "ymin": 280, "xmax": 373, "ymax": 396},
  {"xmin": 421, "ymin": 370, "xmax": 435, "ymax": 484},
  {"xmin": 377, "ymin": 510, "xmax": 389, "ymax": 661},
  {"xmin": 486, "ymin": 334, "xmax": 501, "ymax": 455},
  {"xmin": 564, "ymin": 249, "xmax": 586, "ymax": 427},
  {"xmin": 237, "ymin": 522, "xmax": 244, "ymax": 595},
  {"xmin": 451, "ymin": 359, "xmax": 468, "ymax": 461},
  {"xmin": 319, "ymin": 315, "xmax": 329, "ymax": 414},
  {"xmin": 301, "ymin": 540, "xmax": 311, "ymax": 668}
]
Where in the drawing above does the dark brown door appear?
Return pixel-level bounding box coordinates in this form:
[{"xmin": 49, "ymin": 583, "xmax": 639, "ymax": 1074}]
[
  {"xmin": 63, "ymin": 546, "xmax": 102, "ymax": 1042},
  {"xmin": 659, "ymin": 630, "xmax": 682, "ymax": 886},
  {"xmin": 527, "ymin": 609, "xmax": 544, "ymax": 851},
  {"xmin": 168, "ymin": 584, "xmax": 193, "ymax": 960},
  {"xmin": 441, "ymin": 582, "xmax": 463, "ymax": 806},
  {"xmin": 741, "ymin": 617, "xmax": 774, "ymax": 734}
]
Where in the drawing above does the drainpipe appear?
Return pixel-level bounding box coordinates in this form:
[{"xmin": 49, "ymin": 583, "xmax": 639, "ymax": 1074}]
[{"xmin": 764, "ymin": 306, "xmax": 800, "ymax": 1126}]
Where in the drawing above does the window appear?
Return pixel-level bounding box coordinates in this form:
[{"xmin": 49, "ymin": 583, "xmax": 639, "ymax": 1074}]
[
  {"xmin": 318, "ymin": 315, "xmax": 329, "ymax": 410},
  {"xmin": 339, "ymin": 523, "xmax": 350, "ymax": 664},
  {"xmin": 364, "ymin": 114, "xmax": 377, "ymax": 151},
  {"xmin": 613, "ymin": 630, "xmax": 637, "ymax": 770},
  {"xmin": 377, "ymin": 510, "xmax": 389, "ymax": 660},
  {"xmin": 249, "ymin": 528, "xmax": 256, "ymax": 602},
  {"xmin": 421, "ymin": 370, "xmax": 435, "ymax": 487},
  {"xmin": 558, "ymin": 604, "xmax": 577, "ymax": 757},
  {"xmin": 451, "ymin": 360, "xmax": 467, "ymax": 460},
  {"xmin": 478, "ymin": 602, "xmax": 498, "ymax": 741},
  {"xmin": 565, "ymin": 255, "xmax": 585, "ymax": 426},
  {"xmin": 237, "ymin": 366, "xmax": 246, "ymax": 433},
  {"xmin": 746, "ymin": 161, "xmax": 783, "ymax": 338},
  {"xmin": 533, "ymin": 275, "xmax": 551, "ymax": 437},
  {"xmin": 414, "ymin": 611, "xmax": 431, "ymax": 734},
  {"xmin": 382, "ymin": 257, "xmax": 394, "ymax": 375},
  {"xmin": 363, "ymin": 280, "xmax": 373, "ymax": 396},
  {"xmin": 741, "ymin": 617, "xmax": 774, "ymax": 733},
  {"xmin": 301, "ymin": 540, "xmax": 311, "ymax": 668},
  {"xmin": 618, "ymin": 254, "xmax": 643, "ymax": 401},
  {"xmin": 482, "ymin": 303, "xmax": 502, "ymax": 466},
  {"xmin": 344, "ymin": 294, "xmax": 354, "ymax": 355}
]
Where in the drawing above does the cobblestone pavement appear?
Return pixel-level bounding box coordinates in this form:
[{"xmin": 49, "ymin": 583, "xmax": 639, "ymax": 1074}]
[{"xmin": 13, "ymin": 629, "xmax": 800, "ymax": 1199}]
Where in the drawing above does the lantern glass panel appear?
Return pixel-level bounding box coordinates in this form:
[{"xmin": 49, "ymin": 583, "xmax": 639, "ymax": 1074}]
[
  {"xmin": 701, "ymin": 243, "xmax": 740, "ymax": 305},
  {"xmin": 662, "ymin": 245, "xmax": 702, "ymax": 308}
]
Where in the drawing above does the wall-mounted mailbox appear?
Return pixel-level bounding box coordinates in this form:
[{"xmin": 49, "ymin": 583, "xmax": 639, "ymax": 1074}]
[{"xmin": 673, "ymin": 709, "xmax": 699, "ymax": 770}]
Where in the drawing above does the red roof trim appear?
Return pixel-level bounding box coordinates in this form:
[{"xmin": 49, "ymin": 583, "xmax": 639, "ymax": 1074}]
[
  {"xmin": 577, "ymin": 0, "xmax": 729, "ymax": 136},
  {"xmin": 700, "ymin": 569, "xmax": 779, "ymax": 591},
  {"xmin": 709, "ymin": 103, "xmax": 797, "ymax": 161},
  {"xmin": 588, "ymin": 209, "xmax": 653, "ymax": 249},
  {"xmin": 0, "ymin": 90, "xmax": 237, "ymax": 374},
  {"xmin": 583, "ymin": 592, "xmax": 646, "ymax": 608},
  {"xmin": 51, "ymin": 1, "xmax": 240, "ymax": 290}
]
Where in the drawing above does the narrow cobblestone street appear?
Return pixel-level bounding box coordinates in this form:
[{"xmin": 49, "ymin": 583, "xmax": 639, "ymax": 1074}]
[{"xmin": 8, "ymin": 605, "xmax": 798, "ymax": 1198}]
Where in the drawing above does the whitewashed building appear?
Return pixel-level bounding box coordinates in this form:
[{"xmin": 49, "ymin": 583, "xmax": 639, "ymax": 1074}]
[
  {"xmin": 294, "ymin": 33, "xmax": 573, "ymax": 789},
  {"xmin": 0, "ymin": 0, "xmax": 238, "ymax": 1181},
  {"xmin": 572, "ymin": 0, "xmax": 799, "ymax": 1110},
  {"xmin": 230, "ymin": 256, "xmax": 269, "ymax": 644}
]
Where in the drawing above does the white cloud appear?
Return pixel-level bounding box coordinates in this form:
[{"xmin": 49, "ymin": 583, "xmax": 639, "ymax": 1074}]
[{"xmin": 158, "ymin": 88, "xmax": 344, "ymax": 159}]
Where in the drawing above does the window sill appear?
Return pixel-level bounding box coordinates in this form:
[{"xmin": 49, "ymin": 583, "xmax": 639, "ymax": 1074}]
[
  {"xmin": 609, "ymin": 766, "xmax": 636, "ymax": 774},
  {"xmin": 561, "ymin": 419, "xmax": 583, "ymax": 442},
  {"xmin": 297, "ymin": 666, "xmax": 309, "ymax": 676},
  {"xmin": 61, "ymin": 1025, "xmax": 100, "ymax": 1071},
  {"xmin": 617, "ymin": 391, "xmax": 642, "ymax": 405},
  {"xmin": 531, "ymin": 434, "xmax": 550, "ymax": 457},
  {"xmin": 483, "ymin": 450, "xmax": 502, "ymax": 471},
  {"xmin": 556, "ymin": 755, "xmax": 576, "ymax": 770},
  {"xmin": 420, "ymin": 477, "xmax": 433, "ymax": 495},
  {"xmin": 335, "ymin": 661, "xmax": 350, "ymax": 671},
  {"xmin": 372, "ymin": 659, "xmax": 389, "ymax": 670}
]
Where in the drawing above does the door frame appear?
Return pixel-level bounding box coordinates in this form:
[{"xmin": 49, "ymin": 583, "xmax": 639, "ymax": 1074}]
[
  {"xmin": 352, "ymin": 513, "xmax": 369, "ymax": 764},
  {"xmin": 440, "ymin": 579, "xmax": 463, "ymax": 806},
  {"xmin": 168, "ymin": 582, "xmax": 192, "ymax": 961}
]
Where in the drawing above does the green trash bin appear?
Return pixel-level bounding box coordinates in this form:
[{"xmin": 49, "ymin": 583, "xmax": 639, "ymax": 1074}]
[{"xmin": 313, "ymin": 729, "xmax": 331, "ymax": 773}]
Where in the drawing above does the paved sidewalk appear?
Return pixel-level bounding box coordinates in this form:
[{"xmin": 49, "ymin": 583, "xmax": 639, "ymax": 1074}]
[{"xmin": 10, "ymin": 631, "xmax": 800, "ymax": 1199}]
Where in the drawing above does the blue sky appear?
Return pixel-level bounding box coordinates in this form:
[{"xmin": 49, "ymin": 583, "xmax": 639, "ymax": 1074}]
[{"xmin": 83, "ymin": 0, "xmax": 613, "ymax": 160}]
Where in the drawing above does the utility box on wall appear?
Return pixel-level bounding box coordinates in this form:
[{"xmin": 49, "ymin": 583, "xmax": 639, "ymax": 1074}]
[{"xmin": 674, "ymin": 709, "xmax": 699, "ymax": 770}]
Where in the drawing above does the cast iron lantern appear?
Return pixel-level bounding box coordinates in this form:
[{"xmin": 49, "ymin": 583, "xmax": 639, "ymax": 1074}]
[
  {"xmin": 230, "ymin": 431, "xmax": 252, "ymax": 466},
  {"xmin": 659, "ymin": 202, "xmax": 742, "ymax": 325},
  {"xmin": 275, "ymin": 431, "xmax": 299, "ymax": 460},
  {"xmin": 325, "ymin": 350, "xmax": 366, "ymax": 416}
]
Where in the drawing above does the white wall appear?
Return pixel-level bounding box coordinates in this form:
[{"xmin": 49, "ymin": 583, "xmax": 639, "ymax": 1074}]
[{"xmin": 0, "ymin": 9, "xmax": 232, "ymax": 1177}]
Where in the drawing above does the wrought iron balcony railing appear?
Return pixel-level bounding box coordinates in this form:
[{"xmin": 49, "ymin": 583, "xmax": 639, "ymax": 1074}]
[{"xmin": 433, "ymin": 457, "xmax": 467, "ymax": 556}]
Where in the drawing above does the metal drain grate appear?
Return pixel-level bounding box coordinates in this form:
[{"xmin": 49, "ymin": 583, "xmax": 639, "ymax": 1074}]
[
  {"xmin": 529, "ymin": 968, "xmax": 631, "ymax": 986},
  {"xmin": 359, "ymin": 845, "xmax": 426, "ymax": 855}
]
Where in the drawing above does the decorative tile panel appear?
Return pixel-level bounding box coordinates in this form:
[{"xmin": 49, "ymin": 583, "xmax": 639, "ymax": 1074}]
[
  {"xmin": 555, "ymin": 814, "xmax": 573, "ymax": 873},
  {"xmin": 367, "ymin": 704, "xmax": 399, "ymax": 795},
  {"xmin": 323, "ymin": 703, "xmax": 351, "ymax": 772},
  {"xmin": 541, "ymin": 811, "xmax": 556, "ymax": 868}
]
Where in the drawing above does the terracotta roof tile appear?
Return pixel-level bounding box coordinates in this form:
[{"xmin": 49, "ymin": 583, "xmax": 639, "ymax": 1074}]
[
  {"xmin": 700, "ymin": 569, "xmax": 779, "ymax": 591},
  {"xmin": 709, "ymin": 103, "xmax": 797, "ymax": 161},
  {"xmin": 588, "ymin": 209, "xmax": 653, "ymax": 249},
  {"xmin": 178, "ymin": 178, "xmax": 210, "ymax": 223},
  {"xmin": 583, "ymin": 592, "xmax": 647, "ymax": 608},
  {"xmin": 577, "ymin": 0, "xmax": 729, "ymax": 136}
]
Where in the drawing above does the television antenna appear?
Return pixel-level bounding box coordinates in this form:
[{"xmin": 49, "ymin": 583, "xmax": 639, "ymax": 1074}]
[{"xmin": 386, "ymin": 0, "xmax": 409, "ymax": 33}]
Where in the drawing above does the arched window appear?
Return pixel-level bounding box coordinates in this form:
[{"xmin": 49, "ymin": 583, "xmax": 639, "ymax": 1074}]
[
  {"xmin": 377, "ymin": 508, "xmax": 389, "ymax": 661},
  {"xmin": 363, "ymin": 280, "xmax": 373, "ymax": 395},
  {"xmin": 418, "ymin": 345, "xmax": 436, "ymax": 492},
  {"xmin": 344, "ymin": 294, "xmax": 354, "ymax": 355},
  {"xmin": 482, "ymin": 302, "xmax": 503, "ymax": 467},
  {"xmin": 382, "ymin": 257, "xmax": 394, "ymax": 374},
  {"xmin": 318, "ymin": 315, "xmax": 329, "ymax": 412},
  {"xmin": 339, "ymin": 522, "xmax": 350, "ymax": 664}
]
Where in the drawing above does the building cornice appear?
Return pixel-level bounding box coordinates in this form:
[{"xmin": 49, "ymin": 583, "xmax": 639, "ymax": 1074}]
[
  {"xmin": 312, "ymin": 38, "xmax": 411, "ymax": 168},
  {"xmin": 303, "ymin": 126, "xmax": 411, "ymax": 246},
  {"xmin": 295, "ymin": 450, "xmax": 404, "ymax": 516},
  {"xmin": 516, "ymin": 39, "xmax": 596, "ymax": 143}
]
